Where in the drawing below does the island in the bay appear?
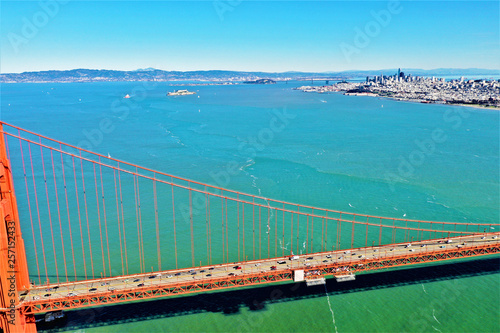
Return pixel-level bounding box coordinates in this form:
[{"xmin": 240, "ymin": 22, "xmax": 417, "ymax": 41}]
[
  {"xmin": 243, "ymin": 78, "xmax": 276, "ymax": 84},
  {"xmin": 167, "ymin": 89, "xmax": 196, "ymax": 96},
  {"xmin": 297, "ymin": 69, "xmax": 500, "ymax": 108}
]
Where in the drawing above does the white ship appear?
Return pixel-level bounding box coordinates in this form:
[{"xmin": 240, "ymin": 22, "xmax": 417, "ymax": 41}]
[{"xmin": 167, "ymin": 89, "xmax": 196, "ymax": 96}]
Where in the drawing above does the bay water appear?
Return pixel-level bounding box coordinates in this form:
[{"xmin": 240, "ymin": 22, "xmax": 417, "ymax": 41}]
[{"xmin": 1, "ymin": 81, "xmax": 498, "ymax": 332}]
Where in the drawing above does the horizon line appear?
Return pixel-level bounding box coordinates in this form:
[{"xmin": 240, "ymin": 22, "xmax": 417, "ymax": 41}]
[{"xmin": 2, "ymin": 67, "xmax": 500, "ymax": 75}]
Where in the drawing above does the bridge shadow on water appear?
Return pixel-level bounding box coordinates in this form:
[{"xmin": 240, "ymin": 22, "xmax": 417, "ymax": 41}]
[{"xmin": 37, "ymin": 257, "xmax": 500, "ymax": 332}]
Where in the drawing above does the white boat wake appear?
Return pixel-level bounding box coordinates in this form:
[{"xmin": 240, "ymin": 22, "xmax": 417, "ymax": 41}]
[{"xmin": 324, "ymin": 284, "xmax": 338, "ymax": 333}]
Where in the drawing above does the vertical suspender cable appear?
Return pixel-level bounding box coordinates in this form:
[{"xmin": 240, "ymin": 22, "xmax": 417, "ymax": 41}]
[
  {"xmin": 338, "ymin": 215, "xmax": 342, "ymax": 250},
  {"xmin": 306, "ymin": 214, "xmax": 309, "ymax": 254},
  {"xmin": 208, "ymin": 193, "xmax": 212, "ymax": 265},
  {"xmin": 242, "ymin": 202, "xmax": 245, "ymax": 262},
  {"xmin": 296, "ymin": 207, "xmax": 299, "ymax": 254},
  {"xmin": 136, "ymin": 169, "xmax": 145, "ymax": 273},
  {"xmin": 350, "ymin": 215, "xmax": 355, "ymax": 249},
  {"xmin": 290, "ymin": 212, "xmax": 293, "ymax": 255},
  {"xmin": 189, "ymin": 185, "xmax": 194, "ymax": 268},
  {"xmin": 206, "ymin": 188, "xmax": 210, "ymax": 265},
  {"xmin": 378, "ymin": 218, "xmax": 382, "ymax": 246},
  {"xmin": 325, "ymin": 211, "xmax": 328, "ymax": 251},
  {"xmin": 221, "ymin": 191, "xmax": 224, "ymax": 263},
  {"xmin": 275, "ymin": 208, "xmax": 278, "ymax": 258},
  {"xmin": 19, "ymin": 136, "xmax": 41, "ymax": 284},
  {"xmin": 118, "ymin": 167, "xmax": 128, "ymax": 275},
  {"xmin": 98, "ymin": 157, "xmax": 111, "ymax": 277},
  {"xmin": 80, "ymin": 152, "xmax": 94, "ymax": 278},
  {"xmin": 28, "ymin": 142, "xmax": 48, "ymax": 283},
  {"xmin": 225, "ymin": 198, "xmax": 228, "ymax": 263},
  {"xmin": 311, "ymin": 209, "xmax": 314, "ymax": 253},
  {"xmin": 171, "ymin": 178, "xmax": 178, "ymax": 269},
  {"xmin": 133, "ymin": 174, "xmax": 142, "ymax": 273},
  {"xmin": 39, "ymin": 139, "xmax": 58, "ymax": 282},
  {"xmin": 252, "ymin": 197, "xmax": 255, "ymax": 260},
  {"xmin": 365, "ymin": 217, "xmax": 369, "ymax": 247},
  {"xmin": 267, "ymin": 207, "xmax": 270, "ymax": 259},
  {"xmin": 93, "ymin": 163, "xmax": 106, "ymax": 277},
  {"xmin": 51, "ymin": 150, "xmax": 67, "ymax": 281},
  {"xmin": 237, "ymin": 195, "xmax": 240, "ymax": 262},
  {"xmin": 153, "ymin": 176, "xmax": 161, "ymax": 271},
  {"xmin": 282, "ymin": 204, "xmax": 285, "ymax": 257},
  {"xmin": 259, "ymin": 206, "xmax": 261, "ymax": 259},
  {"xmin": 60, "ymin": 146, "xmax": 76, "ymax": 281},
  {"xmin": 72, "ymin": 156, "xmax": 86, "ymax": 280},
  {"xmin": 113, "ymin": 168, "xmax": 124, "ymax": 276}
]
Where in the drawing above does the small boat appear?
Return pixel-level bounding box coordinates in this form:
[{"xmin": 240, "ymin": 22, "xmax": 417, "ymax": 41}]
[
  {"xmin": 167, "ymin": 89, "xmax": 196, "ymax": 96},
  {"xmin": 124, "ymin": 94, "xmax": 131, "ymax": 99}
]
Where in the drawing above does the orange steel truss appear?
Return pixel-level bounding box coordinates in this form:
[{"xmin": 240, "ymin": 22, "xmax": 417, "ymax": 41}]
[
  {"xmin": 0, "ymin": 123, "xmax": 36, "ymax": 332},
  {"xmin": 19, "ymin": 242, "xmax": 499, "ymax": 316}
]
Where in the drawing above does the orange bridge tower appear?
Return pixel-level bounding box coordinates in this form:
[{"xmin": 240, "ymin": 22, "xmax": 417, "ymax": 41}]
[{"xmin": 0, "ymin": 123, "xmax": 36, "ymax": 332}]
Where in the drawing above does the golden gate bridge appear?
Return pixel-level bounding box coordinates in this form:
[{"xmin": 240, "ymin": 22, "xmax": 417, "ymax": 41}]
[{"xmin": 0, "ymin": 121, "xmax": 499, "ymax": 332}]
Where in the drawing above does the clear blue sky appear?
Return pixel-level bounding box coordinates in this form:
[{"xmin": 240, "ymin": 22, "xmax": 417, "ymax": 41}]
[{"xmin": 1, "ymin": 1, "xmax": 498, "ymax": 73}]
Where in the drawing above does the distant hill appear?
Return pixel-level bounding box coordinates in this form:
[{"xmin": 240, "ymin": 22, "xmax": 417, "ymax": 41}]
[
  {"xmin": 1, "ymin": 68, "xmax": 498, "ymax": 83},
  {"xmin": 0, "ymin": 69, "xmax": 346, "ymax": 83}
]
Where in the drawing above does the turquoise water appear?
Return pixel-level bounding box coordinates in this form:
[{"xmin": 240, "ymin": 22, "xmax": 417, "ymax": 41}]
[{"xmin": 1, "ymin": 81, "xmax": 499, "ymax": 332}]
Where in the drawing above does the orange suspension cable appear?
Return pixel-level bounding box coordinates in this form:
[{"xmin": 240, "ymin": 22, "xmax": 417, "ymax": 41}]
[{"xmin": 4, "ymin": 124, "xmax": 497, "ymax": 228}]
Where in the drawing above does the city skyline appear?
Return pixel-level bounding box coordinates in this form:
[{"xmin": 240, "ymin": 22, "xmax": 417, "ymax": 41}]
[{"xmin": 1, "ymin": 1, "xmax": 499, "ymax": 74}]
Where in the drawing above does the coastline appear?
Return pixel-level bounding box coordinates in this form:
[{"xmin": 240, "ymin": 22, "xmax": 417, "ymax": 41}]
[{"xmin": 360, "ymin": 92, "xmax": 500, "ymax": 110}]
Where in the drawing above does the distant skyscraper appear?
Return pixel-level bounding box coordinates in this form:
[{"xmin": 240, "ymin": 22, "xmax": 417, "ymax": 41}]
[{"xmin": 397, "ymin": 68, "xmax": 401, "ymax": 78}]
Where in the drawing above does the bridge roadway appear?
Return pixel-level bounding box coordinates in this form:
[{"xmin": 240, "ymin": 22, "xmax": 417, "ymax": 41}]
[{"xmin": 19, "ymin": 233, "xmax": 500, "ymax": 310}]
